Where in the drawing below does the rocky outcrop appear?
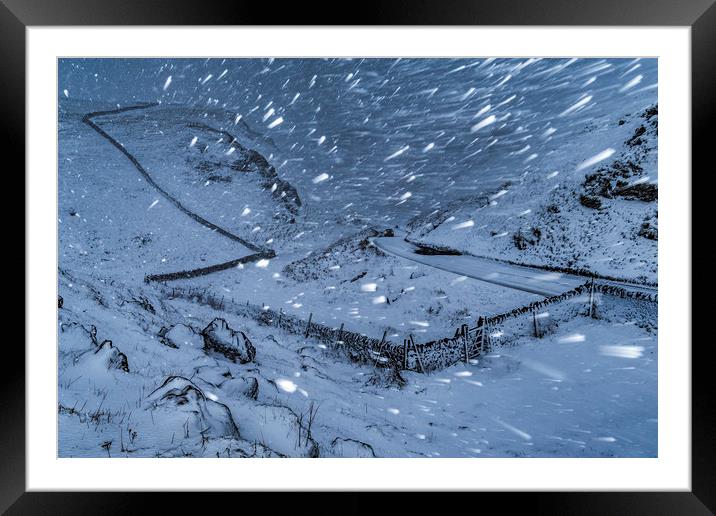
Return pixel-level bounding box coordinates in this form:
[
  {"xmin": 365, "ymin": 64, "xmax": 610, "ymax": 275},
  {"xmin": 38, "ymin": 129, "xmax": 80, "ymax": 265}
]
[
  {"xmin": 330, "ymin": 437, "xmax": 377, "ymax": 458},
  {"xmin": 76, "ymin": 340, "xmax": 129, "ymax": 373},
  {"xmin": 222, "ymin": 377, "xmax": 259, "ymax": 401},
  {"xmin": 59, "ymin": 321, "xmax": 98, "ymax": 353},
  {"xmin": 145, "ymin": 376, "xmax": 240, "ymax": 440},
  {"xmin": 201, "ymin": 318, "xmax": 256, "ymax": 364},
  {"xmin": 159, "ymin": 324, "xmax": 203, "ymax": 349},
  {"xmin": 228, "ymin": 401, "xmax": 319, "ymax": 458}
]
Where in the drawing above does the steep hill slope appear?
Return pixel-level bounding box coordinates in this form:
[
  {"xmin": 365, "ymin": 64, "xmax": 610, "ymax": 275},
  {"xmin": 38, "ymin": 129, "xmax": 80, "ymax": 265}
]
[{"xmin": 408, "ymin": 104, "xmax": 658, "ymax": 283}]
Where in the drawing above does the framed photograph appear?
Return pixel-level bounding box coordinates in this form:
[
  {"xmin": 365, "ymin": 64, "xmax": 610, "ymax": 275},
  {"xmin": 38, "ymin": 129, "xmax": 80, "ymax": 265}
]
[{"xmin": 8, "ymin": 0, "xmax": 709, "ymax": 512}]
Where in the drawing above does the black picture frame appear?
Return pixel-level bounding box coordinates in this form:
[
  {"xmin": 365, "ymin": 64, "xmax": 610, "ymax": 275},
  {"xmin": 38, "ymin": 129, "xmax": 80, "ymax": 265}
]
[{"xmin": 5, "ymin": 0, "xmax": 710, "ymax": 513}]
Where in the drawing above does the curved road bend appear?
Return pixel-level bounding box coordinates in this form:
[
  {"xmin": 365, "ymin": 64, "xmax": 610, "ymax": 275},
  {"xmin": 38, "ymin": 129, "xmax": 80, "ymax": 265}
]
[{"xmin": 373, "ymin": 236, "xmax": 657, "ymax": 298}]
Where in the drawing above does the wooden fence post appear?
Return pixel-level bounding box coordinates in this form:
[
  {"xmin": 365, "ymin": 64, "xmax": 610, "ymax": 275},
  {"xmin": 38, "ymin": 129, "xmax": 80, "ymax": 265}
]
[
  {"xmin": 409, "ymin": 335, "xmax": 427, "ymax": 374},
  {"xmin": 533, "ymin": 310, "xmax": 539, "ymax": 338},
  {"xmin": 403, "ymin": 338, "xmax": 408, "ymax": 370},
  {"xmin": 462, "ymin": 324, "xmax": 470, "ymax": 363},
  {"xmin": 484, "ymin": 321, "xmax": 491, "ymax": 353},
  {"xmin": 305, "ymin": 312, "xmax": 313, "ymax": 338},
  {"xmin": 588, "ymin": 279, "xmax": 595, "ymax": 318},
  {"xmin": 476, "ymin": 317, "xmax": 484, "ymax": 354},
  {"xmin": 278, "ymin": 308, "xmax": 283, "ymax": 326},
  {"xmin": 372, "ymin": 330, "xmax": 388, "ymax": 368},
  {"xmin": 336, "ymin": 323, "xmax": 344, "ymax": 346}
]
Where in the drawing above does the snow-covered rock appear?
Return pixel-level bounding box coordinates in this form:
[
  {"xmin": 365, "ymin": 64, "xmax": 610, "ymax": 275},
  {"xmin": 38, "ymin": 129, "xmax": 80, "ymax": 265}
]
[
  {"xmin": 228, "ymin": 401, "xmax": 319, "ymax": 457},
  {"xmin": 156, "ymin": 438, "xmax": 281, "ymax": 458},
  {"xmin": 59, "ymin": 321, "xmax": 98, "ymax": 353},
  {"xmin": 193, "ymin": 364, "xmax": 232, "ymax": 387},
  {"xmin": 144, "ymin": 376, "xmax": 240, "ymax": 441},
  {"xmin": 75, "ymin": 340, "xmax": 129, "ymax": 373},
  {"xmin": 191, "ymin": 366, "xmax": 259, "ymax": 401},
  {"xmin": 330, "ymin": 437, "xmax": 376, "ymax": 458},
  {"xmin": 201, "ymin": 318, "xmax": 256, "ymax": 364},
  {"xmin": 222, "ymin": 377, "xmax": 259, "ymax": 400},
  {"xmin": 160, "ymin": 324, "xmax": 203, "ymax": 349}
]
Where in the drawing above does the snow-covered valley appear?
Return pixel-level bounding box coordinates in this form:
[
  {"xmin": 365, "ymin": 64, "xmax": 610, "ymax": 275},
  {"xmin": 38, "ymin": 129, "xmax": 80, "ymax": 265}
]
[{"xmin": 58, "ymin": 58, "xmax": 658, "ymax": 458}]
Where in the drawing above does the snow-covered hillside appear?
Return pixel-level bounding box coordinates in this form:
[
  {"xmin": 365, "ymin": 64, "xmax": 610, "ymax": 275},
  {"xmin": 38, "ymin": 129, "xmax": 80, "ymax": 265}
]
[
  {"xmin": 59, "ymin": 268, "xmax": 656, "ymax": 458},
  {"xmin": 58, "ymin": 58, "xmax": 658, "ymax": 458},
  {"xmin": 408, "ymin": 103, "xmax": 658, "ymax": 283},
  {"xmin": 61, "ymin": 58, "xmax": 658, "ymax": 230}
]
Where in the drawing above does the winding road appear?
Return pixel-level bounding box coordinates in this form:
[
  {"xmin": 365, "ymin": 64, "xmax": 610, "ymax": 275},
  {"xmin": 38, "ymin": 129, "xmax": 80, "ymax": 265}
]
[
  {"xmin": 373, "ymin": 236, "xmax": 657, "ymax": 297},
  {"xmin": 84, "ymin": 102, "xmax": 656, "ymax": 297}
]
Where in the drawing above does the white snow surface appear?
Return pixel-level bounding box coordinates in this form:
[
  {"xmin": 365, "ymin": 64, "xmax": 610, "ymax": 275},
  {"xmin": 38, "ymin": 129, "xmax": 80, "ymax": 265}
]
[
  {"xmin": 59, "ymin": 270, "xmax": 656, "ymax": 458},
  {"xmin": 58, "ymin": 58, "xmax": 658, "ymax": 457}
]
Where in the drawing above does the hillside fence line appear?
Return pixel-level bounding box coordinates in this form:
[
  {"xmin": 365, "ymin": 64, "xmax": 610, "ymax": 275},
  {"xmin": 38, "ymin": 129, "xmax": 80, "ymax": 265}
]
[{"xmin": 155, "ymin": 280, "xmax": 656, "ymax": 374}]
